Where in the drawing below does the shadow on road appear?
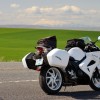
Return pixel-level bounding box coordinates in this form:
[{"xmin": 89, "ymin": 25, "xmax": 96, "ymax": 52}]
[
  {"xmin": 56, "ymin": 91, "xmax": 100, "ymax": 99},
  {"xmin": 0, "ymin": 97, "xmax": 4, "ymax": 100}
]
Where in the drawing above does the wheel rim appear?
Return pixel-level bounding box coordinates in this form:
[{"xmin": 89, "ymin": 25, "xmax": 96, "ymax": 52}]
[
  {"xmin": 92, "ymin": 72, "xmax": 100, "ymax": 88},
  {"xmin": 46, "ymin": 67, "xmax": 62, "ymax": 90}
]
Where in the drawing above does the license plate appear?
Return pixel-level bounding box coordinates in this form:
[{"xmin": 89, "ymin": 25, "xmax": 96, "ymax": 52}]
[{"xmin": 35, "ymin": 58, "xmax": 43, "ymax": 66}]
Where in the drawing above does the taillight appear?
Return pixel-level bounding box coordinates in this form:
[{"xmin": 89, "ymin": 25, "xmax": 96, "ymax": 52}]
[{"xmin": 36, "ymin": 47, "xmax": 44, "ymax": 54}]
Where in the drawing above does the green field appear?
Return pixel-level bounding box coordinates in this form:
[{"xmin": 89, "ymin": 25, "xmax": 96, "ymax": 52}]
[{"xmin": 0, "ymin": 28, "xmax": 100, "ymax": 61}]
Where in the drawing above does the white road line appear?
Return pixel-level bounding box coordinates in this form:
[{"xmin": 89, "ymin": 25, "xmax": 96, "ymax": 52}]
[{"xmin": 0, "ymin": 80, "xmax": 38, "ymax": 84}]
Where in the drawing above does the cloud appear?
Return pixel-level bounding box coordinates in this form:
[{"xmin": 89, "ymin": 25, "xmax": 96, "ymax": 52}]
[
  {"xmin": 56, "ymin": 5, "xmax": 81, "ymax": 14},
  {"xmin": 10, "ymin": 3, "xmax": 20, "ymax": 8},
  {"xmin": 40, "ymin": 7, "xmax": 53, "ymax": 13},
  {"xmin": 71, "ymin": 6, "xmax": 80, "ymax": 13},
  {"xmin": 16, "ymin": 4, "xmax": 100, "ymax": 26},
  {"xmin": 24, "ymin": 5, "xmax": 81, "ymax": 15},
  {"xmin": 88, "ymin": 10, "xmax": 98, "ymax": 14},
  {"xmin": 25, "ymin": 6, "xmax": 54, "ymax": 14},
  {"xmin": 25, "ymin": 6, "xmax": 40, "ymax": 14},
  {"xmin": 0, "ymin": 11, "xmax": 2, "ymax": 15},
  {"xmin": 1, "ymin": 4, "xmax": 100, "ymax": 27},
  {"xmin": 34, "ymin": 19, "xmax": 73, "ymax": 26},
  {"xmin": 24, "ymin": 5, "xmax": 99, "ymax": 16}
]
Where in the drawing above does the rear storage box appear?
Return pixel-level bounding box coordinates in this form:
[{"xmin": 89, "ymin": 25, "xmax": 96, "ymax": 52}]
[
  {"xmin": 65, "ymin": 39, "xmax": 85, "ymax": 51},
  {"xmin": 47, "ymin": 48, "xmax": 69, "ymax": 69},
  {"xmin": 22, "ymin": 53, "xmax": 37, "ymax": 70},
  {"xmin": 37, "ymin": 36, "xmax": 57, "ymax": 49}
]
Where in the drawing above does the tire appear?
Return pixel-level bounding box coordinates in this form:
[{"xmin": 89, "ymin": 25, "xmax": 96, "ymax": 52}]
[
  {"xmin": 89, "ymin": 69, "xmax": 100, "ymax": 91},
  {"xmin": 39, "ymin": 67, "xmax": 62, "ymax": 95}
]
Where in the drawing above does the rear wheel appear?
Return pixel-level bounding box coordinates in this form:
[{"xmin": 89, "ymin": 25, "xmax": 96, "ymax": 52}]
[
  {"xmin": 39, "ymin": 67, "xmax": 62, "ymax": 95},
  {"xmin": 90, "ymin": 69, "xmax": 100, "ymax": 91}
]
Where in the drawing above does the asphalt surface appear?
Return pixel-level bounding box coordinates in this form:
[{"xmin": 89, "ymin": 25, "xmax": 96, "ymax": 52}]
[{"xmin": 0, "ymin": 62, "xmax": 100, "ymax": 100}]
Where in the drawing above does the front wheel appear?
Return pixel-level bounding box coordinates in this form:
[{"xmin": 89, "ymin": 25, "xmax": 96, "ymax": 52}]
[
  {"xmin": 89, "ymin": 69, "xmax": 100, "ymax": 91},
  {"xmin": 39, "ymin": 67, "xmax": 62, "ymax": 95}
]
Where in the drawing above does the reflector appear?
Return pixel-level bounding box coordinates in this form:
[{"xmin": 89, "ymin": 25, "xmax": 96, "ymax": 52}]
[{"xmin": 37, "ymin": 47, "xmax": 44, "ymax": 54}]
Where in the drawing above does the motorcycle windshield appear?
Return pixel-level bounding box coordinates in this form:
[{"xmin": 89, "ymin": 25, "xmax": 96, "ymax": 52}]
[{"xmin": 80, "ymin": 37, "xmax": 91, "ymax": 44}]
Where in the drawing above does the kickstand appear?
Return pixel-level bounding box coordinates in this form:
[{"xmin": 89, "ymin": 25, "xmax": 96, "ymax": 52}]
[{"xmin": 64, "ymin": 86, "xmax": 66, "ymax": 91}]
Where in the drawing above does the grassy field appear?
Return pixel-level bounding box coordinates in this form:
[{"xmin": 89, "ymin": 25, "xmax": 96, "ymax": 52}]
[{"xmin": 0, "ymin": 28, "xmax": 100, "ymax": 61}]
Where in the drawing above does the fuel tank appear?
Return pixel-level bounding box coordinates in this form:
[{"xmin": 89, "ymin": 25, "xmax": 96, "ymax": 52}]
[{"xmin": 68, "ymin": 47, "xmax": 85, "ymax": 61}]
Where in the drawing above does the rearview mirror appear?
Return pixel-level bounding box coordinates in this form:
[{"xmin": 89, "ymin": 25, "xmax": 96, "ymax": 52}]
[{"xmin": 98, "ymin": 36, "xmax": 100, "ymax": 40}]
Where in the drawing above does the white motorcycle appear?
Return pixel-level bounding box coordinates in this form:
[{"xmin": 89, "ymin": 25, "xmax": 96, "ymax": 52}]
[{"xmin": 22, "ymin": 36, "xmax": 100, "ymax": 95}]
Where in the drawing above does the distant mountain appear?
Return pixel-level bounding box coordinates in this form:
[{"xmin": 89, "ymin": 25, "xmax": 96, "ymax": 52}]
[
  {"xmin": 0, "ymin": 24, "xmax": 100, "ymax": 31},
  {"xmin": 0, "ymin": 25, "xmax": 49, "ymax": 29}
]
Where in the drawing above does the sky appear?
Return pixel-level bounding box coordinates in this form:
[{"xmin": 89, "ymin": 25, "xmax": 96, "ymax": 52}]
[{"xmin": 0, "ymin": 0, "xmax": 100, "ymax": 27}]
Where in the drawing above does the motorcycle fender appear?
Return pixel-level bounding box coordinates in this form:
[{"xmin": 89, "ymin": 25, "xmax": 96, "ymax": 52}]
[
  {"xmin": 22, "ymin": 52, "xmax": 37, "ymax": 70},
  {"xmin": 79, "ymin": 53, "xmax": 100, "ymax": 79},
  {"xmin": 47, "ymin": 48, "xmax": 69, "ymax": 70},
  {"xmin": 97, "ymin": 64, "xmax": 100, "ymax": 73}
]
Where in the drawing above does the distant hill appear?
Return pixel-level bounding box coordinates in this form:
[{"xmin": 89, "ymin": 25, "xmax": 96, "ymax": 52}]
[
  {"xmin": 0, "ymin": 24, "xmax": 100, "ymax": 31},
  {"xmin": 0, "ymin": 25, "xmax": 47, "ymax": 29}
]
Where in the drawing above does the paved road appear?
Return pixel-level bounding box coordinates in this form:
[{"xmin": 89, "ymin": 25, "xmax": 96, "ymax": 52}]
[{"xmin": 0, "ymin": 62, "xmax": 100, "ymax": 100}]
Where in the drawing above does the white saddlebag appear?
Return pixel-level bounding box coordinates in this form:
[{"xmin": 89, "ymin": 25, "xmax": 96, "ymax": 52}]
[
  {"xmin": 47, "ymin": 48, "xmax": 69, "ymax": 69},
  {"xmin": 68, "ymin": 47, "xmax": 85, "ymax": 61}
]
